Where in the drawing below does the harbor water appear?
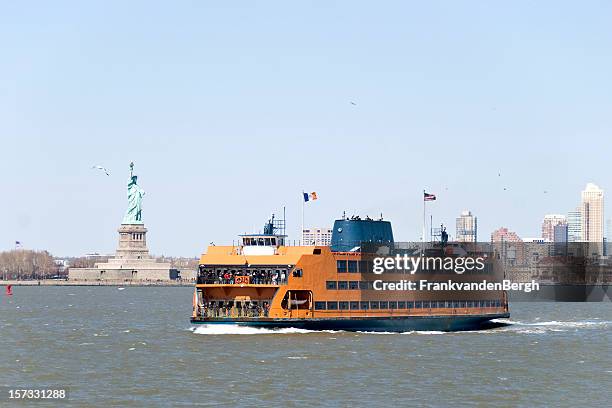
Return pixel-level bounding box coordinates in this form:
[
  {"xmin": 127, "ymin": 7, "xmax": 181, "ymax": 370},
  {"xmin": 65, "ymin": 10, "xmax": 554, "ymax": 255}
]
[{"xmin": 1, "ymin": 287, "xmax": 610, "ymax": 407}]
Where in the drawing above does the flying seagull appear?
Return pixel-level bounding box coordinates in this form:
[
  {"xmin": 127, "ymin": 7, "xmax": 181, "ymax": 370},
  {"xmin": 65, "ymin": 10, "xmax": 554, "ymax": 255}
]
[
  {"xmin": 350, "ymin": 101, "xmax": 357, "ymax": 106},
  {"xmin": 92, "ymin": 165, "xmax": 110, "ymax": 176}
]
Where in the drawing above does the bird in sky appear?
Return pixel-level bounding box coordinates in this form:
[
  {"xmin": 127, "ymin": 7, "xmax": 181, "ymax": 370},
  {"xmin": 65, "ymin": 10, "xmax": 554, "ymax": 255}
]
[
  {"xmin": 350, "ymin": 101, "xmax": 357, "ymax": 106},
  {"xmin": 92, "ymin": 165, "xmax": 110, "ymax": 176}
]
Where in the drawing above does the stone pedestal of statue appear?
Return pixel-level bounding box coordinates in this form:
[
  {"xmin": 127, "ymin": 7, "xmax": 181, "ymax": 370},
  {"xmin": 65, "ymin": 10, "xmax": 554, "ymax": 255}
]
[{"xmin": 116, "ymin": 224, "xmax": 149, "ymax": 260}]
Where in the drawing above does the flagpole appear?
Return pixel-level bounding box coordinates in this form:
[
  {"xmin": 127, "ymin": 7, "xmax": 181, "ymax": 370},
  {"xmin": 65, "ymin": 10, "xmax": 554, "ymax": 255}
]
[
  {"xmin": 422, "ymin": 189, "xmax": 426, "ymax": 256},
  {"xmin": 301, "ymin": 191, "xmax": 304, "ymax": 246}
]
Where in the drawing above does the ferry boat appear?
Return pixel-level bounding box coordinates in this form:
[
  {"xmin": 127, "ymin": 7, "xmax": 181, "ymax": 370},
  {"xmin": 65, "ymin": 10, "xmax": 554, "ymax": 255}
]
[{"xmin": 191, "ymin": 215, "xmax": 509, "ymax": 332}]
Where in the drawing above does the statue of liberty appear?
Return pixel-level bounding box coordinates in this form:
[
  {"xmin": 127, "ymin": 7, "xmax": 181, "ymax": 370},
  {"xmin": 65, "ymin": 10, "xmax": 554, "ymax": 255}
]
[{"xmin": 122, "ymin": 162, "xmax": 145, "ymax": 224}]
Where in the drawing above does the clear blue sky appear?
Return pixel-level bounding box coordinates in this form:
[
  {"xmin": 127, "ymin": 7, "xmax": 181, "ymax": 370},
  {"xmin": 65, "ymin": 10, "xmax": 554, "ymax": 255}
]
[{"xmin": 1, "ymin": 1, "xmax": 611, "ymax": 257}]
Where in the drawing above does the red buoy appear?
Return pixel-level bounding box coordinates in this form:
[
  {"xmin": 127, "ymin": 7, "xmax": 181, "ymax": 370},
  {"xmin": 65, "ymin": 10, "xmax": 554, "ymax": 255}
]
[{"xmin": 5, "ymin": 285, "xmax": 12, "ymax": 296}]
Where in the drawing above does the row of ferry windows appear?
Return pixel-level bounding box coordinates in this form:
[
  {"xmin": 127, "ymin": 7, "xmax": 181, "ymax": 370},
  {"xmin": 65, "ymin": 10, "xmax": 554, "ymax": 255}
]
[
  {"xmin": 243, "ymin": 237, "xmax": 281, "ymax": 246},
  {"xmin": 314, "ymin": 300, "xmax": 502, "ymax": 311},
  {"xmin": 336, "ymin": 260, "xmax": 492, "ymax": 274}
]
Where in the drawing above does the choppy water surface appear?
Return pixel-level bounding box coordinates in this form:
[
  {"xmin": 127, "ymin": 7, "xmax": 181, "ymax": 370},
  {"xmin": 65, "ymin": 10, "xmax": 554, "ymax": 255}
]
[{"xmin": 1, "ymin": 287, "xmax": 610, "ymax": 407}]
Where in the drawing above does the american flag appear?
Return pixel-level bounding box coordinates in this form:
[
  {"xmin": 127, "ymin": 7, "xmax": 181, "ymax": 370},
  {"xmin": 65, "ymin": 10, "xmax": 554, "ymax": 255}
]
[{"xmin": 424, "ymin": 192, "xmax": 436, "ymax": 201}]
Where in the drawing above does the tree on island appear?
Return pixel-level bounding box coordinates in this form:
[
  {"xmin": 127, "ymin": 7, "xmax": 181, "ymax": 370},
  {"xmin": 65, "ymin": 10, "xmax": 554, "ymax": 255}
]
[{"xmin": 0, "ymin": 250, "xmax": 58, "ymax": 280}]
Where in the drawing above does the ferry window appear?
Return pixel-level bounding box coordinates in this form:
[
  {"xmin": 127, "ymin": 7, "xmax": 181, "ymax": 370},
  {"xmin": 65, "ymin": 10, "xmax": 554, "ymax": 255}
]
[
  {"xmin": 422, "ymin": 301, "xmax": 430, "ymax": 308},
  {"xmin": 359, "ymin": 281, "xmax": 368, "ymax": 290},
  {"xmin": 339, "ymin": 301, "xmax": 349, "ymax": 310},
  {"xmin": 415, "ymin": 301, "xmax": 422, "ymax": 309},
  {"xmin": 495, "ymin": 300, "xmax": 501, "ymax": 307},
  {"xmin": 326, "ymin": 281, "xmax": 337, "ymax": 290},
  {"xmin": 336, "ymin": 260, "xmax": 347, "ymax": 273},
  {"xmin": 360, "ymin": 301, "xmax": 369, "ymax": 310},
  {"xmin": 370, "ymin": 301, "xmax": 379, "ymax": 310},
  {"xmin": 453, "ymin": 301, "xmax": 460, "ymax": 308},
  {"xmin": 258, "ymin": 238, "xmax": 265, "ymax": 246},
  {"xmin": 313, "ymin": 248, "xmax": 321, "ymax": 255},
  {"xmin": 359, "ymin": 260, "xmax": 369, "ymax": 273},
  {"xmin": 407, "ymin": 301, "xmax": 414, "ymax": 309},
  {"xmin": 349, "ymin": 281, "xmax": 359, "ymax": 290},
  {"xmin": 389, "ymin": 301, "xmax": 397, "ymax": 309},
  {"xmin": 398, "ymin": 301, "xmax": 406, "ymax": 309},
  {"xmin": 338, "ymin": 281, "xmax": 348, "ymax": 290},
  {"xmin": 292, "ymin": 269, "xmax": 303, "ymax": 277},
  {"xmin": 379, "ymin": 301, "xmax": 388, "ymax": 309},
  {"xmin": 467, "ymin": 301, "xmax": 474, "ymax": 308},
  {"xmin": 347, "ymin": 260, "xmax": 358, "ymax": 273},
  {"xmin": 264, "ymin": 238, "xmax": 271, "ymax": 246},
  {"xmin": 327, "ymin": 301, "xmax": 338, "ymax": 310},
  {"xmin": 460, "ymin": 301, "xmax": 466, "ymax": 308},
  {"xmin": 315, "ymin": 302, "xmax": 326, "ymax": 310},
  {"xmin": 270, "ymin": 238, "xmax": 276, "ymax": 246},
  {"xmin": 350, "ymin": 301, "xmax": 359, "ymax": 310}
]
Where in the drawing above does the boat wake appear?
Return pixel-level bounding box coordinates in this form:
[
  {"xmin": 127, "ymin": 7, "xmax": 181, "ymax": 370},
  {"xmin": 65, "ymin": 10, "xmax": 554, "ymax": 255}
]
[
  {"xmin": 188, "ymin": 319, "xmax": 609, "ymax": 336},
  {"xmin": 487, "ymin": 318, "xmax": 610, "ymax": 334}
]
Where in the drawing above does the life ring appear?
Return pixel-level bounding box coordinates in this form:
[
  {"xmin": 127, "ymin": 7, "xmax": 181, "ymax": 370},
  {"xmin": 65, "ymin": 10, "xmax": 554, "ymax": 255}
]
[{"xmin": 235, "ymin": 276, "xmax": 244, "ymax": 284}]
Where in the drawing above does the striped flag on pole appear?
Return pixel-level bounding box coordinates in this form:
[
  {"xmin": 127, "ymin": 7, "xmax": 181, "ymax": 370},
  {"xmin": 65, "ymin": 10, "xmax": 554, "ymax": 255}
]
[{"xmin": 424, "ymin": 192, "xmax": 436, "ymax": 201}]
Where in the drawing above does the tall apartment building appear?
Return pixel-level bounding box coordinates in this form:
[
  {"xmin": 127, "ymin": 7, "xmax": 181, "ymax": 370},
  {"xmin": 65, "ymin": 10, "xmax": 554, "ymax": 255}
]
[
  {"xmin": 456, "ymin": 210, "xmax": 477, "ymax": 242},
  {"xmin": 581, "ymin": 183, "xmax": 604, "ymax": 255},
  {"xmin": 553, "ymin": 223, "xmax": 568, "ymax": 243},
  {"xmin": 553, "ymin": 223, "xmax": 569, "ymax": 256},
  {"xmin": 302, "ymin": 227, "xmax": 333, "ymax": 246},
  {"xmin": 567, "ymin": 207, "xmax": 582, "ymax": 242},
  {"xmin": 541, "ymin": 214, "xmax": 567, "ymax": 242}
]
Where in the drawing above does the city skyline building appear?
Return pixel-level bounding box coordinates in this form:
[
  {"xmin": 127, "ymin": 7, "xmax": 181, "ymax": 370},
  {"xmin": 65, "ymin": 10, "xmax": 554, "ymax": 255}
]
[
  {"xmin": 456, "ymin": 210, "xmax": 477, "ymax": 242},
  {"xmin": 553, "ymin": 223, "xmax": 569, "ymax": 243},
  {"xmin": 491, "ymin": 227, "xmax": 523, "ymax": 266},
  {"xmin": 553, "ymin": 223, "xmax": 568, "ymax": 256},
  {"xmin": 581, "ymin": 183, "xmax": 604, "ymax": 256},
  {"xmin": 567, "ymin": 207, "xmax": 582, "ymax": 242},
  {"xmin": 302, "ymin": 227, "xmax": 333, "ymax": 246},
  {"xmin": 541, "ymin": 214, "xmax": 566, "ymax": 242},
  {"xmin": 491, "ymin": 227, "xmax": 522, "ymax": 243}
]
